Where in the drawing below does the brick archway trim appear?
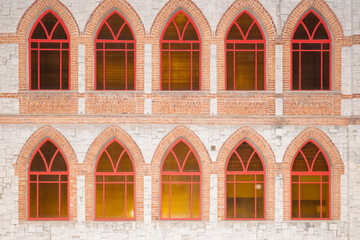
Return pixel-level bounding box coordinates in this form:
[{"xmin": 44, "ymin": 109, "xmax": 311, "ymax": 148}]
[
  {"xmin": 282, "ymin": 127, "xmax": 344, "ymax": 220},
  {"xmin": 83, "ymin": 0, "xmax": 145, "ymax": 38},
  {"xmin": 81, "ymin": 124, "xmax": 146, "ymax": 220},
  {"xmin": 215, "ymin": 126, "xmax": 276, "ymax": 220},
  {"xmin": 150, "ymin": 125, "xmax": 212, "ymax": 220},
  {"xmin": 15, "ymin": 125, "xmax": 78, "ymax": 221}
]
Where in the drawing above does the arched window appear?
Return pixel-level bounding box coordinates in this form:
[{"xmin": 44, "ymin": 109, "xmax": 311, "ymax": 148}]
[
  {"xmin": 292, "ymin": 10, "xmax": 331, "ymax": 90},
  {"xmin": 225, "ymin": 140, "xmax": 265, "ymax": 219},
  {"xmin": 161, "ymin": 139, "xmax": 201, "ymax": 219},
  {"xmin": 225, "ymin": 11, "xmax": 266, "ymax": 90},
  {"xmin": 94, "ymin": 139, "xmax": 135, "ymax": 220},
  {"xmin": 95, "ymin": 12, "xmax": 136, "ymax": 90},
  {"xmin": 28, "ymin": 139, "xmax": 68, "ymax": 220},
  {"xmin": 161, "ymin": 11, "xmax": 201, "ymax": 91},
  {"xmin": 29, "ymin": 10, "xmax": 70, "ymax": 90},
  {"xmin": 291, "ymin": 140, "xmax": 330, "ymax": 219}
]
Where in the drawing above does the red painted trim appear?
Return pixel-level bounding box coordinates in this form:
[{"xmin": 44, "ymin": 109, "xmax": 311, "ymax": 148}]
[
  {"xmin": 225, "ymin": 11, "xmax": 266, "ymax": 91},
  {"xmin": 27, "ymin": 138, "xmax": 69, "ymax": 220},
  {"xmin": 94, "ymin": 139, "xmax": 136, "ymax": 220},
  {"xmin": 160, "ymin": 138, "xmax": 202, "ymax": 220},
  {"xmin": 290, "ymin": 140, "xmax": 331, "ymax": 219},
  {"xmin": 28, "ymin": 10, "xmax": 70, "ymax": 91},
  {"xmin": 94, "ymin": 11, "xmax": 136, "ymax": 91},
  {"xmin": 225, "ymin": 139, "xmax": 266, "ymax": 220},
  {"xmin": 160, "ymin": 10, "xmax": 201, "ymax": 91},
  {"xmin": 291, "ymin": 10, "xmax": 332, "ymax": 91}
]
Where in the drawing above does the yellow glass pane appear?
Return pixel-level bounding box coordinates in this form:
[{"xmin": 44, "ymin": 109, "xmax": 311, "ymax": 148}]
[
  {"xmin": 256, "ymin": 183, "xmax": 264, "ymax": 218},
  {"xmin": 38, "ymin": 183, "xmax": 59, "ymax": 218},
  {"xmin": 235, "ymin": 183, "xmax": 255, "ymax": 218},
  {"xmin": 227, "ymin": 175, "xmax": 234, "ymax": 181},
  {"xmin": 171, "ymin": 175, "xmax": 191, "ymax": 182},
  {"xmin": 192, "ymin": 183, "xmax": 200, "ymax": 218},
  {"xmin": 117, "ymin": 152, "xmax": 134, "ymax": 172},
  {"xmin": 227, "ymin": 153, "xmax": 243, "ymax": 172},
  {"xmin": 60, "ymin": 183, "xmax": 67, "ymax": 218},
  {"xmin": 105, "ymin": 51, "xmax": 126, "ymax": 90},
  {"xmin": 183, "ymin": 152, "xmax": 200, "ymax": 172},
  {"xmin": 50, "ymin": 152, "xmax": 67, "ymax": 171},
  {"xmin": 322, "ymin": 175, "xmax": 329, "ymax": 182},
  {"xmin": 30, "ymin": 152, "xmax": 46, "ymax": 171},
  {"xmin": 170, "ymin": 184, "xmax": 191, "ymax": 218},
  {"xmin": 105, "ymin": 175, "xmax": 125, "ymax": 182},
  {"xmin": 96, "ymin": 152, "xmax": 113, "ymax": 172},
  {"xmin": 104, "ymin": 183, "xmax": 125, "ymax": 218},
  {"xmin": 106, "ymin": 141, "xmax": 123, "ymax": 167},
  {"xmin": 300, "ymin": 184, "xmax": 320, "ymax": 218},
  {"xmin": 235, "ymin": 175, "xmax": 255, "ymax": 181},
  {"xmin": 226, "ymin": 183, "xmax": 234, "ymax": 218},
  {"xmin": 234, "ymin": 51, "xmax": 256, "ymax": 90},
  {"xmin": 322, "ymin": 183, "xmax": 329, "ymax": 218},
  {"xmin": 29, "ymin": 183, "xmax": 37, "ymax": 218},
  {"xmin": 313, "ymin": 152, "xmax": 329, "ymax": 172},
  {"xmin": 236, "ymin": 142, "xmax": 253, "ymax": 167},
  {"xmin": 256, "ymin": 175, "xmax": 264, "ymax": 181},
  {"xmin": 162, "ymin": 152, "xmax": 179, "ymax": 172},
  {"xmin": 172, "ymin": 141, "xmax": 190, "ymax": 168},
  {"xmin": 96, "ymin": 184, "xmax": 103, "ymax": 218},
  {"xmin": 161, "ymin": 183, "xmax": 169, "ymax": 218},
  {"xmin": 162, "ymin": 175, "xmax": 170, "ymax": 182},
  {"xmin": 292, "ymin": 183, "xmax": 299, "ymax": 218},
  {"xmin": 170, "ymin": 51, "xmax": 192, "ymax": 90},
  {"xmin": 300, "ymin": 175, "xmax": 320, "ymax": 182},
  {"xmin": 247, "ymin": 153, "xmax": 263, "ymax": 171},
  {"xmin": 127, "ymin": 184, "xmax": 134, "ymax": 218},
  {"xmin": 127, "ymin": 175, "xmax": 134, "ymax": 182}
]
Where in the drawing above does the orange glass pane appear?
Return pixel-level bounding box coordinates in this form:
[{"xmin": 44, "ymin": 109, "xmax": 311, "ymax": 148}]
[
  {"xmin": 127, "ymin": 51, "xmax": 135, "ymax": 90},
  {"xmin": 322, "ymin": 183, "xmax": 329, "ymax": 218},
  {"xmin": 38, "ymin": 183, "xmax": 59, "ymax": 218},
  {"xmin": 292, "ymin": 152, "xmax": 308, "ymax": 172},
  {"xmin": 292, "ymin": 183, "xmax": 299, "ymax": 218},
  {"xmin": 117, "ymin": 152, "xmax": 134, "ymax": 172},
  {"xmin": 96, "ymin": 51, "xmax": 104, "ymax": 89},
  {"xmin": 161, "ymin": 183, "xmax": 169, "ymax": 218},
  {"xmin": 162, "ymin": 152, "xmax": 179, "ymax": 172},
  {"xmin": 60, "ymin": 183, "xmax": 68, "ymax": 218},
  {"xmin": 236, "ymin": 175, "xmax": 255, "ymax": 182},
  {"xmin": 256, "ymin": 183, "xmax": 264, "ymax": 218},
  {"xmin": 52, "ymin": 24, "xmax": 67, "ymax": 39},
  {"xmin": 161, "ymin": 51, "xmax": 169, "ymax": 90},
  {"xmin": 257, "ymin": 51, "xmax": 265, "ymax": 90},
  {"xmin": 96, "ymin": 184, "xmax": 103, "ymax": 218},
  {"xmin": 234, "ymin": 51, "xmax": 256, "ymax": 90},
  {"xmin": 171, "ymin": 175, "xmax": 191, "ymax": 182},
  {"xmin": 183, "ymin": 23, "xmax": 198, "ymax": 40},
  {"xmin": 106, "ymin": 141, "xmax": 123, "ymax": 165},
  {"xmin": 173, "ymin": 13, "xmax": 188, "ymax": 35},
  {"xmin": 192, "ymin": 183, "xmax": 200, "ymax": 218},
  {"xmin": 105, "ymin": 51, "xmax": 126, "ymax": 90},
  {"xmin": 104, "ymin": 183, "xmax": 125, "ymax": 218},
  {"xmin": 300, "ymin": 183, "xmax": 320, "ymax": 218},
  {"xmin": 29, "ymin": 183, "xmax": 37, "ymax": 218},
  {"xmin": 235, "ymin": 182, "xmax": 255, "ymax": 218},
  {"xmin": 192, "ymin": 51, "xmax": 200, "ymax": 90},
  {"xmin": 30, "ymin": 152, "xmax": 46, "ymax": 171},
  {"xmin": 226, "ymin": 51, "xmax": 234, "ymax": 90},
  {"xmin": 170, "ymin": 184, "xmax": 191, "ymax": 218},
  {"xmin": 170, "ymin": 51, "xmax": 192, "ymax": 90},
  {"xmin": 96, "ymin": 152, "xmax": 113, "ymax": 172},
  {"xmin": 247, "ymin": 24, "xmax": 263, "ymax": 40},
  {"xmin": 61, "ymin": 51, "xmax": 69, "ymax": 90},
  {"xmin": 226, "ymin": 182, "xmax": 234, "ymax": 218},
  {"xmin": 172, "ymin": 141, "xmax": 190, "ymax": 168},
  {"xmin": 183, "ymin": 152, "xmax": 200, "ymax": 172},
  {"xmin": 127, "ymin": 184, "xmax": 135, "ymax": 218}
]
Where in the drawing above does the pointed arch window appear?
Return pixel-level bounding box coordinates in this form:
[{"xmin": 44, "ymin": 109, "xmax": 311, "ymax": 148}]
[
  {"xmin": 225, "ymin": 11, "xmax": 265, "ymax": 90},
  {"xmin": 161, "ymin": 11, "xmax": 201, "ymax": 91},
  {"xmin": 292, "ymin": 10, "xmax": 331, "ymax": 90},
  {"xmin": 161, "ymin": 139, "xmax": 201, "ymax": 219},
  {"xmin": 225, "ymin": 140, "xmax": 265, "ymax": 219},
  {"xmin": 291, "ymin": 140, "xmax": 330, "ymax": 219},
  {"xmin": 28, "ymin": 139, "xmax": 69, "ymax": 220},
  {"xmin": 29, "ymin": 10, "xmax": 70, "ymax": 90},
  {"xmin": 95, "ymin": 139, "xmax": 135, "ymax": 220},
  {"xmin": 95, "ymin": 12, "xmax": 136, "ymax": 90}
]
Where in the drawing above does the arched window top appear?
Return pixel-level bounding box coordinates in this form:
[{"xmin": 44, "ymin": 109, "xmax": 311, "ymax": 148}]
[
  {"xmin": 96, "ymin": 11, "xmax": 134, "ymax": 41},
  {"xmin": 292, "ymin": 140, "xmax": 330, "ymax": 172},
  {"xmin": 293, "ymin": 10, "xmax": 330, "ymax": 41},
  {"xmin": 30, "ymin": 10, "xmax": 69, "ymax": 40},
  {"xmin": 226, "ymin": 11, "xmax": 264, "ymax": 41},
  {"xmin": 161, "ymin": 139, "xmax": 200, "ymax": 173},
  {"xmin": 226, "ymin": 140, "xmax": 264, "ymax": 172},
  {"xmin": 162, "ymin": 11, "xmax": 200, "ymax": 41},
  {"xmin": 95, "ymin": 139, "xmax": 134, "ymax": 173},
  {"xmin": 29, "ymin": 139, "xmax": 68, "ymax": 172}
]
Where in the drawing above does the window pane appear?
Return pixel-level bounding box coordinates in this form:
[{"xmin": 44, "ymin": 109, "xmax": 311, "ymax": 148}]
[
  {"xmin": 227, "ymin": 153, "xmax": 242, "ymax": 172},
  {"xmin": 170, "ymin": 51, "xmax": 192, "ymax": 90},
  {"xmin": 301, "ymin": 51, "xmax": 322, "ymax": 90},
  {"xmin": 235, "ymin": 182, "xmax": 255, "ymax": 218},
  {"xmin": 162, "ymin": 152, "xmax": 179, "ymax": 172},
  {"xmin": 302, "ymin": 12, "xmax": 319, "ymax": 36},
  {"xmin": 293, "ymin": 24, "xmax": 309, "ymax": 39},
  {"xmin": 62, "ymin": 51, "xmax": 69, "ymax": 90},
  {"xmin": 97, "ymin": 24, "xmax": 113, "ymax": 40},
  {"xmin": 300, "ymin": 183, "xmax": 320, "ymax": 218},
  {"xmin": 256, "ymin": 183, "xmax": 264, "ymax": 218},
  {"xmin": 60, "ymin": 183, "xmax": 67, "ymax": 218},
  {"xmin": 52, "ymin": 24, "xmax": 67, "ymax": 39},
  {"xmin": 31, "ymin": 50, "xmax": 38, "ymax": 89},
  {"xmin": 247, "ymin": 153, "xmax": 263, "ymax": 171},
  {"xmin": 183, "ymin": 152, "xmax": 200, "ymax": 172},
  {"xmin": 105, "ymin": 51, "xmax": 126, "ymax": 90},
  {"xmin": 29, "ymin": 183, "xmax": 37, "ymax": 218},
  {"xmin": 292, "ymin": 51, "xmax": 299, "ymax": 90},
  {"xmin": 247, "ymin": 25, "xmax": 263, "ymax": 40},
  {"xmin": 172, "ymin": 141, "xmax": 190, "ymax": 168},
  {"xmin": 292, "ymin": 152, "xmax": 308, "ymax": 172},
  {"xmin": 161, "ymin": 183, "xmax": 169, "ymax": 218},
  {"xmin": 226, "ymin": 51, "xmax": 234, "ymax": 90},
  {"xmin": 105, "ymin": 183, "xmax": 125, "ymax": 218},
  {"xmin": 312, "ymin": 152, "xmax": 329, "ymax": 172},
  {"xmin": 40, "ymin": 140, "xmax": 57, "ymax": 166},
  {"xmin": 127, "ymin": 183, "xmax": 134, "ymax": 218},
  {"xmin": 51, "ymin": 151, "xmax": 67, "ymax": 171},
  {"xmin": 96, "ymin": 152, "xmax": 113, "ymax": 172},
  {"xmin": 163, "ymin": 22, "xmax": 179, "ymax": 40},
  {"xmin": 40, "ymin": 50, "xmax": 61, "ymax": 89},
  {"xmin": 236, "ymin": 142, "xmax": 253, "ymax": 168},
  {"xmin": 161, "ymin": 51, "xmax": 169, "ymax": 90},
  {"xmin": 170, "ymin": 184, "xmax": 191, "ymax": 218},
  {"xmin": 173, "ymin": 13, "xmax": 188, "ymax": 35},
  {"xmin": 314, "ymin": 24, "xmax": 329, "ymax": 39},
  {"xmin": 257, "ymin": 51, "xmax": 265, "ymax": 90},
  {"xmin": 323, "ymin": 51, "xmax": 330, "ymax": 90},
  {"xmin": 301, "ymin": 142, "xmax": 319, "ymax": 167},
  {"xmin": 106, "ymin": 141, "xmax": 123, "ymax": 166},
  {"xmin": 234, "ymin": 51, "xmax": 255, "ymax": 90},
  {"xmin": 183, "ymin": 23, "xmax": 198, "ymax": 41},
  {"xmin": 127, "ymin": 51, "xmax": 135, "ymax": 90},
  {"xmin": 31, "ymin": 24, "xmax": 47, "ymax": 39},
  {"xmin": 192, "ymin": 51, "xmax": 200, "ymax": 90},
  {"xmin": 226, "ymin": 183, "xmax": 234, "ymax": 218},
  {"xmin": 38, "ymin": 183, "xmax": 59, "ymax": 218},
  {"xmin": 227, "ymin": 25, "xmax": 242, "ymax": 40},
  {"xmin": 30, "ymin": 152, "xmax": 46, "ymax": 171},
  {"xmin": 41, "ymin": 12, "xmax": 58, "ymax": 36},
  {"xmin": 236, "ymin": 13, "xmax": 253, "ymax": 37},
  {"xmin": 292, "ymin": 183, "xmax": 299, "ymax": 218},
  {"xmin": 118, "ymin": 24, "xmax": 133, "ymax": 40},
  {"xmin": 96, "ymin": 51, "xmax": 104, "ymax": 90},
  {"xmin": 192, "ymin": 183, "xmax": 200, "ymax": 218},
  {"xmin": 117, "ymin": 152, "xmax": 133, "ymax": 172},
  {"xmin": 322, "ymin": 183, "xmax": 329, "ymax": 218},
  {"xmin": 107, "ymin": 13, "xmax": 124, "ymax": 36},
  {"xmin": 96, "ymin": 184, "xmax": 103, "ymax": 218}
]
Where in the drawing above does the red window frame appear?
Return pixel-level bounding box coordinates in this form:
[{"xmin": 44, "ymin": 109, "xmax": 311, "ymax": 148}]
[
  {"xmin": 291, "ymin": 140, "xmax": 331, "ymax": 220},
  {"xmin": 94, "ymin": 139, "xmax": 136, "ymax": 220},
  {"xmin": 28, "ymin": 138, "xmax": 69, "ymax": 220},
  {"xmin": 160, "ymin": 138, "xmax": 202, "ymax": 220},
  {"xmin": 160, "ymin": 10, "xmax": 201, "ymax": 91},
  {"xmin": 225, "ymin": 140, "xmax": 266, "ymax": 220},
  {"xmin": 94, "ymin": 11, "xmax": 136, "ymax": 91},
  {"xmin": 291, "ymin": 10, "xmax": 331, "ymax": 91},
  {"xmin": 28, "ymin": 10, "xmax": 70, "ymax": 90},
  {"xmin": 225, "ymin": 11, "xmax": 266, "ymax": 91}
]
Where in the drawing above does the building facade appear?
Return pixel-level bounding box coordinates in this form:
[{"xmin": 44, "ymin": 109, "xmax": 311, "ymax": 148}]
[{"xmin": 0, "ymin": 0, "xmax": 359, "ymax": 239}]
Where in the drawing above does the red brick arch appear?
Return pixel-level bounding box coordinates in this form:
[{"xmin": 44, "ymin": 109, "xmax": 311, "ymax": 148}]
[
  {"xmin": 15, "ymin": 125, "xmax": 78, "ymax": 221},
  {"xmin": 151, "ymin": 125, "xmax": 212, "ymax": 220},
  {"xmin": 215, "ymin": 126, "xmax": 276, "ymax": 220},
  {"xmin": 81, "ymin": 125, "xmax": 146, "ymax": 220},
  {"xmin": 282, "ymin": 127, "xmax": 344, "ymax": 220},
  {"xmin": 281, "ymin": 0, "xmax": 344, "ymax": 91},
  {"xmin": 17, "ymin": 0, "xmax": 80, "ymax": 92},
  {"xmin": 149, "ymin": 0, "xmax": 212, "ymax": 91}
]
